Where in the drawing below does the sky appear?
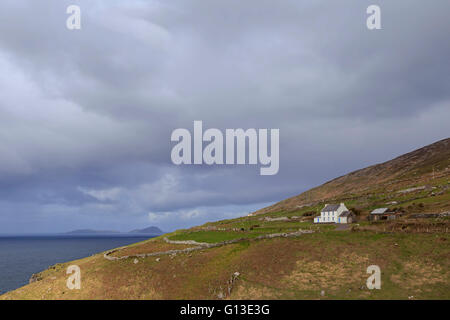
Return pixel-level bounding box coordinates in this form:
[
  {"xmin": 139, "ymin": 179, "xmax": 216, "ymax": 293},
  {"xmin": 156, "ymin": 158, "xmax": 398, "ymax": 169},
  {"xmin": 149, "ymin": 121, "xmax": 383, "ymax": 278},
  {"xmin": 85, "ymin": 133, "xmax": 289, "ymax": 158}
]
[{"xmin": 0, "ymin": 0, "xmax": 449, "ymax": 233}]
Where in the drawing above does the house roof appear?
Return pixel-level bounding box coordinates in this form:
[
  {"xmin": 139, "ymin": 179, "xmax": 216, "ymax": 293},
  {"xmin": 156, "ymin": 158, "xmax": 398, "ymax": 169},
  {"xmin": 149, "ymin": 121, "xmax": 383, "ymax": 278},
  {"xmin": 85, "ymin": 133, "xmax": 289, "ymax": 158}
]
[
  {"xmin": 371, "ymin": 208, "xmax": 389, "ymax": 214},
  {"xmin": 339, "ymin": 211, "xmax": 353, "ymax": 217},
  {"xmin": 321, "ymin": 204, "xmax": 340, "ymax": 212}
]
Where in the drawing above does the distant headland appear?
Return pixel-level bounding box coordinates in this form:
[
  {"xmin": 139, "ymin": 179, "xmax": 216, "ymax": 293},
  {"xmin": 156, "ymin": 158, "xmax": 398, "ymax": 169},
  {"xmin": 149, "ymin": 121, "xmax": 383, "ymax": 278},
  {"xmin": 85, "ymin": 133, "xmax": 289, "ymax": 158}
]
[{"xmin": 66, "ymin": 226, "xmax": 164, "ymax": 235}]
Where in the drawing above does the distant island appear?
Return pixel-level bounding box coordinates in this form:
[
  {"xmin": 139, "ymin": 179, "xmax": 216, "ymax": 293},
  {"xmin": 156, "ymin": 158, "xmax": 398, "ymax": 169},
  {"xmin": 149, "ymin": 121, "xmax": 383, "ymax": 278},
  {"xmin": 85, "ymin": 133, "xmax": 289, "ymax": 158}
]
[
  {"xmin": 66, "ymin": 226, "xmax": 164, "ymax": 235},
  {"xmin": 66, "ymin": 229, "xmax": 120, "ymax": 234},
  {"xmin": 129, "ymin": 226, "xmax": 164, "ymax": 235}
]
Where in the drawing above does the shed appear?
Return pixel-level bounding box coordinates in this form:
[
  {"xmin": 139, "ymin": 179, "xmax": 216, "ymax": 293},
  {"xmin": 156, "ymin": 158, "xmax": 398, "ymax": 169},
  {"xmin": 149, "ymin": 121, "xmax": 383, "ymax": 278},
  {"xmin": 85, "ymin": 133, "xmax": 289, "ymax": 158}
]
[
  {"xmin": 371, "ymin": 208, "xmax": 389, "ymax": 215},
  {"xmin": 369, "ymin": 208, "xmax": 396, "ymax": 221}
]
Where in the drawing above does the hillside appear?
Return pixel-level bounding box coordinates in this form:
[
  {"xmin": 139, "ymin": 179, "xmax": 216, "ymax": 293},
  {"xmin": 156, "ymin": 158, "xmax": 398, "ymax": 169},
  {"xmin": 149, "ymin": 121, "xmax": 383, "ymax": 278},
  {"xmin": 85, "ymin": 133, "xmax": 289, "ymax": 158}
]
[
  {"xmin": 1, "ymin": 138, "xmax": 449, "ymax": 300},
  {"xmin": 253, "ymin": 138, "xmax": 450, "ymax": 216}
]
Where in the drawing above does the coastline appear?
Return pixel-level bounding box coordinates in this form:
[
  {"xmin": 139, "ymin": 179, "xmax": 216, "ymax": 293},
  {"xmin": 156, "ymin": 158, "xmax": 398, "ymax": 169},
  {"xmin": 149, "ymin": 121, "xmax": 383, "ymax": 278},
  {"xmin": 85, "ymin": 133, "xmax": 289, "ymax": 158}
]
[{"xmin": 0, "ymin": 234, "xmax": 155, "ymax": 296}]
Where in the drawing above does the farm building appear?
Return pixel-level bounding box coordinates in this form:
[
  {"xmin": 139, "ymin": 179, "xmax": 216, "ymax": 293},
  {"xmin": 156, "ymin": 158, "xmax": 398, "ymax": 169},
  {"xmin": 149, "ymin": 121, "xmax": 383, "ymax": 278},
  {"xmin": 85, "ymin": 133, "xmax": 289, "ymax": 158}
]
[
  {"xmin": 314, "ymin": 203, "xmax": 355, "ymax": 224},
  {"xmin": 369, "ymin": 208, "xmax": 398, "ymax": 221}
]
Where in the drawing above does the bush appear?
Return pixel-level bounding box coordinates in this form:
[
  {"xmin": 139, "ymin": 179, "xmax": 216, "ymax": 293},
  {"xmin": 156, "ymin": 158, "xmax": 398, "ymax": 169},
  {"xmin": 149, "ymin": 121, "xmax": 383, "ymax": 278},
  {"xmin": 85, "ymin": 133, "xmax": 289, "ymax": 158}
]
[{"xmin": 349, "ymin": 207, "xmax": 362, "ymax": 216}]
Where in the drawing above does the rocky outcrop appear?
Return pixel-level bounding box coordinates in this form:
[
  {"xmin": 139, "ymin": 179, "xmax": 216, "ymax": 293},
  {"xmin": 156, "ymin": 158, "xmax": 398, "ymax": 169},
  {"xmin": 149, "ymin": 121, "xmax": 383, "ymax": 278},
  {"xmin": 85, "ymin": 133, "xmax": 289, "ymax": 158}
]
[
  {"xmin": 227, "ymin": 272, "xmax": 240, "ymax": 297},
  {"xmin": 163, "ymin": 238, "xmax": 209, "ymax": 246},
  {"xmin": 29, "ymin": 273, "xmax": 43, "ymax": 284},
  {"xmin": 397, "ymin": 186, "xmax": 426, "ymax": 194}
]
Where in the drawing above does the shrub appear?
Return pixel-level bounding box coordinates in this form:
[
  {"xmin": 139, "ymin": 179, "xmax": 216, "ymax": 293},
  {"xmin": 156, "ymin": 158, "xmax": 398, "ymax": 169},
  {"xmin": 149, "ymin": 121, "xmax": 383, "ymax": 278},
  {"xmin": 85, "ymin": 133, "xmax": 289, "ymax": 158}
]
[{"xmin": 349, "ymin": 207, "xmax": 362, "ymax": 216}]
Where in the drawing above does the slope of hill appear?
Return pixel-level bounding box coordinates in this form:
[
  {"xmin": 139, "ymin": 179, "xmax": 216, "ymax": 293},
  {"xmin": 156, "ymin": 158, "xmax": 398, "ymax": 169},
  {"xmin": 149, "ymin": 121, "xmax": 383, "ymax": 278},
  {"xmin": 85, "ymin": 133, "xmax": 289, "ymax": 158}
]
[
  {"xmin": 1, "ymin": 138, "xmax": 449, "ymax": 300},
  {"xmin": 253, "ymin": 138, "xmax": 450, "ymax": 216}
]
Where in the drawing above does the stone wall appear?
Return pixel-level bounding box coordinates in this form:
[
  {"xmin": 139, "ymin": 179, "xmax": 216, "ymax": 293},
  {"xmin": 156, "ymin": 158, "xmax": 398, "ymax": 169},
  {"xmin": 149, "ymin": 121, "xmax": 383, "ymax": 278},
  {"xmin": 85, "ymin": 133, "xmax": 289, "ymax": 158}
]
[{"xmin": 103, "ymin": 229, "xmax": 314, "ymax": 261}]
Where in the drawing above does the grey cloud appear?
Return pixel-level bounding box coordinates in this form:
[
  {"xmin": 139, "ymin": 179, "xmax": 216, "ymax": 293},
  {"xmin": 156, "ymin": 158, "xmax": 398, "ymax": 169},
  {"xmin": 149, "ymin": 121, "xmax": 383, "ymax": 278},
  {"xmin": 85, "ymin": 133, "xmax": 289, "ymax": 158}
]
[{"xmin": 0, "ymin": 0, "xmax": 449, "ymax": 233}]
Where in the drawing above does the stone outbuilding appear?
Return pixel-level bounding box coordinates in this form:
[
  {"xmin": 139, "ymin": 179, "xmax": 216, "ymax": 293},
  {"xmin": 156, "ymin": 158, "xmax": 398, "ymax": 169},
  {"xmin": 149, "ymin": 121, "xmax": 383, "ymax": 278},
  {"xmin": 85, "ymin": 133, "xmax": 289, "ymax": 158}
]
[{"xmin": 369, "ymin": 208, "xmax": 397, "ymax": 221}]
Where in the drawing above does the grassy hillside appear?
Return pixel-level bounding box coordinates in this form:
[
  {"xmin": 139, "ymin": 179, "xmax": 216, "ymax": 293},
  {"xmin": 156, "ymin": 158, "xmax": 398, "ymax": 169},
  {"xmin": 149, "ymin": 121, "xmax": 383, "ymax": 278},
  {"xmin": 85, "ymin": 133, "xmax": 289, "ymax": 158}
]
[
  {"xmin": 1, "ymin": 138, "xmax": 449, "ymax": 300},
  {"xmin": 253, "ymin": 138, "xmax": 450, "ymax": 216}
]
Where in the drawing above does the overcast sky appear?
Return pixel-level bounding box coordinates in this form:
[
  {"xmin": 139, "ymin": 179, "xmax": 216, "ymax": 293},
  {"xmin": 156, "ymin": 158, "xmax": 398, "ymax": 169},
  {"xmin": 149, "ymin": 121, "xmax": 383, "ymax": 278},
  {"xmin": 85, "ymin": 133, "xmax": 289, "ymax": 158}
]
[{"xmin": 0, "ymin": 0, "xmax": 449, "ymax": 233}]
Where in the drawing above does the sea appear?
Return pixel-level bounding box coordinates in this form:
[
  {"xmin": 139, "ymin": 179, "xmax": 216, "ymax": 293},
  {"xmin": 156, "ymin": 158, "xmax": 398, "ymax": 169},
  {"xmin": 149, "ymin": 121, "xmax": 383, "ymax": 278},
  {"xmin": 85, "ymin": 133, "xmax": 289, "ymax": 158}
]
[{"xmin": 0, "ymin": 234, "xmax": 153, "ymax": 295}]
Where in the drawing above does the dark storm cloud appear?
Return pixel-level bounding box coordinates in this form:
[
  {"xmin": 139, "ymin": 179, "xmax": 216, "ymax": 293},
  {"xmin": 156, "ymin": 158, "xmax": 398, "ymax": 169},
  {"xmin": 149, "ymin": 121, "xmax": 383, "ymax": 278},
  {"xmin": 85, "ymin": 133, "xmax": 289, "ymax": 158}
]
[{"xmin": 0, "ymin": 0, "xmax": 449, "ymax": 233}]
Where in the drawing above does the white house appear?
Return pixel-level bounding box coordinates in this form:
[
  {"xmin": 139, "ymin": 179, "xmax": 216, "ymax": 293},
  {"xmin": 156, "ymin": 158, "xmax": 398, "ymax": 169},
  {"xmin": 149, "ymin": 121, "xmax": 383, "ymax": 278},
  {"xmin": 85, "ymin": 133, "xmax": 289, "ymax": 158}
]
[{"xmin": 314, "ymin": 203, "xmax": 355, "ymax": 224}]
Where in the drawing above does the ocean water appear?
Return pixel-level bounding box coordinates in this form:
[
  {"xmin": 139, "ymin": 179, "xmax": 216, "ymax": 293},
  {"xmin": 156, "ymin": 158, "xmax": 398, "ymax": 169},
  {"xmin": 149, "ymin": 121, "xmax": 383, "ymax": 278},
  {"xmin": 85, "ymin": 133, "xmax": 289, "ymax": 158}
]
[{"xmin": 0, "ymin": 234, "xmax": 153, "ymax": 295}]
